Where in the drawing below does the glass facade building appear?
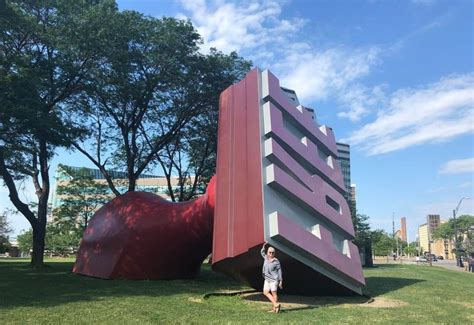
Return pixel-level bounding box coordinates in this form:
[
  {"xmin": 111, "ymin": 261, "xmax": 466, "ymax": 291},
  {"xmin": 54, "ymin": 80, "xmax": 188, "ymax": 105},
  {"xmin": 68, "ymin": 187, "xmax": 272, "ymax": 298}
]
[
  {"xmin": 51, "ymin": 165, "xmax": 202, "ymax": 213},
  {"xmin": 336, "ymin": 142, "xmax": 356, "ymax": 217}
]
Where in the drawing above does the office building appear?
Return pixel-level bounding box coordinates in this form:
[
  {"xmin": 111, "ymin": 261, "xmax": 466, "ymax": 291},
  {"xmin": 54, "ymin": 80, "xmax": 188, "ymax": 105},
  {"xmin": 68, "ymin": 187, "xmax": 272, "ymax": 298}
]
[
  {"xmin": 336, "ymin": 142, "xmax": 356, "ymax": 217},
  {"xmin": 418, "ymin": 223, "xmax": 429, "ymax": 254},
  {"xmin": 427, "ymin": 214, "xmax": 440, "ymax": 233},
  {"xmin": 418, "ymin": 216, "xmax": 455, "ymax": 258},
  {"xmin": 350, "ymin": 184, "xmax": 357, "ymax": 216},
  {"xmin": 51, "ymin": 165, "xmax": 201, "ymax": 213}
]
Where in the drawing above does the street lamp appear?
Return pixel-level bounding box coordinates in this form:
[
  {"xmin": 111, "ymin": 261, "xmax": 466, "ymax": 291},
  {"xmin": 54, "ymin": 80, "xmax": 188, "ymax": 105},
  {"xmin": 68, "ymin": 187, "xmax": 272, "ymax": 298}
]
[{"xmin": 453, "ymin": 197, "xmax": 470, "ymax": 267}]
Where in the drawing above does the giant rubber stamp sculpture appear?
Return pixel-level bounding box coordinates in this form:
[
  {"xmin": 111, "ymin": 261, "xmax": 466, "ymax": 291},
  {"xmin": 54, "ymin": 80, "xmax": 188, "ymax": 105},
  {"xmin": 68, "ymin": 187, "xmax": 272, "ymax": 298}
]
[
  {"xmin": 212, "ymin": 68, "xmax": 364, "ymax": 295},
  {"xmin": 73, "ymin": 68, "xmax": 365, "ymax": 295}
]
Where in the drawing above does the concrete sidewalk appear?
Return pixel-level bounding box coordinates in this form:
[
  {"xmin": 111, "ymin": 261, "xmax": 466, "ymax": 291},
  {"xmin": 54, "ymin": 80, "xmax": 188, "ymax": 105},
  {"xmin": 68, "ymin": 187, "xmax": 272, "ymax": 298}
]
[{"xmin": 373, "ymin": 257, "xmax": 473, "ymax": 273}]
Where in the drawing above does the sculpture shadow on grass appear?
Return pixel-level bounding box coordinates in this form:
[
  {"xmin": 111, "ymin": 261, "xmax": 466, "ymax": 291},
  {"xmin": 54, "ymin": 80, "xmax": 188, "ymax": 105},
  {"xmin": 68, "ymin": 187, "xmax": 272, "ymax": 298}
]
[
  {"xmin": 0, "ymin": 261, "xmax": 244, "ymax": 309},
  {"xmin": 363, "ymin": 275, "xmax": 425, "ymax": 297}
]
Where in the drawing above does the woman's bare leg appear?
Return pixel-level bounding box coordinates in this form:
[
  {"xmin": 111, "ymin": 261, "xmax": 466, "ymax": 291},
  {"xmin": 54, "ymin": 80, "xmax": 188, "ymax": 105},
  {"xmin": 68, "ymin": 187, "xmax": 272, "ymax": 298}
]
[
  {"xmin": 271, "ymin": 291, "xmax": 280, "ymax": 312},
  {"xmin": 271, "ymin": 291, "xmax": 278, "ymax": 304},
  {"xmin": 263, "ymin": 290, "xmax": 277, "ymax": 306}
]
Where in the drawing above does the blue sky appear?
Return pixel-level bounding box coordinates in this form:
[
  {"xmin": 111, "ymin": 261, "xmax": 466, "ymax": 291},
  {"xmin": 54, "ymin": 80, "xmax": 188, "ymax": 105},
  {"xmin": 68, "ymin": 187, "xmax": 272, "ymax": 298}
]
[{"xmin": 2, "ymin": 0, "xmax": 473, "ymax": 242}]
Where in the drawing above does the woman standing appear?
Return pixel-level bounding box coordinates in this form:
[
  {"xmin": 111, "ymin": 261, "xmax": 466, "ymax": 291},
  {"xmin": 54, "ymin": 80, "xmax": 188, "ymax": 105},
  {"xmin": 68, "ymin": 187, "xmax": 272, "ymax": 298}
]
[{"xmin": 261, "ymin": 241, "xmax": 283, "ymax": 313}]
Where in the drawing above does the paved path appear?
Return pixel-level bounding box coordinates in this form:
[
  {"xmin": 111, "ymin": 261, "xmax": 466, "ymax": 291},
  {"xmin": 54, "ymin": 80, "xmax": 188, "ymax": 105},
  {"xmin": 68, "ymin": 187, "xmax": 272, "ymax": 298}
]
[
  {"xmin": 377, "ymin": 258, "xmax": 473, "ymax": 273},
  {"xmin": 430, "ymin": 259, "xmax": 473, "ymax": 273}
]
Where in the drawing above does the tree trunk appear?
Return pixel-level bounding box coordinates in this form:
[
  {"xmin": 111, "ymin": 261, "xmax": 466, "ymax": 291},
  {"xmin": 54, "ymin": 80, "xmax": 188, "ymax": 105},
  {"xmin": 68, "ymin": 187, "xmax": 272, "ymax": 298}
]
[
  {"xmin": 28, "ymin": 135, "xmax": 50, "ymax": 268},
  {"xmin": 128, "ymin": 175, "xmax": 136, "ymax": 192},
  {"xmin": 31, "ymin": 224, "xmax": 45, "ymax": 267}
]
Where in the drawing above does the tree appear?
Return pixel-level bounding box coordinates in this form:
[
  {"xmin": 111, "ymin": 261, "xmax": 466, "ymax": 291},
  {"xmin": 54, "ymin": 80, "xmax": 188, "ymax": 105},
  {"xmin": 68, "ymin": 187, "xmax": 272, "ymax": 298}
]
[
  {"xmin": 432, "ymin": 222, "xmax": 455, "ymax": 241},
  {"xmin": 71, "ymin": 13, "xmax": 201, "ymax": 195},
  {"xmin": 16, "ymin": 225, "xmax": 81, "ymax": 256},
  {"xmin": 351, "ymin": 213, "xmax": 373, "ymax": 266},
  {"xmin": 44, "ymin": 224, "xmax": 81, "ymax": 256},
  {"xmin": 53, "ymin": 164, "xmax": 110, "ymax": 231},
  {"xmin": 455, "ymin": 215, "xmax": 474, "ymax": 234},
  {"xmin": 371, "ymin": 229, "xmax": 396, "ymax": 256},
  {"xmin": 16, "ymin": 229, "xmax": 32, "ymax": 255},
  {"xmin": 0, "ymin": 0, "xmax": 117, "ymax": 267},
  {"xmin": 352, "ymin": 213, "xmax": 371, "ymax": 248},
  {"xmin": 154, "ymin": 49, "xmax": 251, "ymax": 201},
  {"xmin": 456, "ymin": 215, "xmax": 474, "ymax": 257},
  {"xmin": 432, "ymin": 215, "xmax": 474, "ymax": 258},
  {"xmin": 69, "ymin": 10, "xmax": 252, "ymax": 198},
  {"xmin": 0, "ymin": 212, "xmax": 12, "ymax": 253},
  {"xmin": 405, "ymin": 242, "xmax": 418, "ymax": 257}
]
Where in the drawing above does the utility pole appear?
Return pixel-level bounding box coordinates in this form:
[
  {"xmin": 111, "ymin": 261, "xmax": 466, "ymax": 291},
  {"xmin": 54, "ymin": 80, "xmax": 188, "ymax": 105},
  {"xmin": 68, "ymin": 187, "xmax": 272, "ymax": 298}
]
[
  {"xmin": 392, "ymin": 213, "xmax": 395, "ymax": 238},
  {"xmin": 393, "ymin": 213, "xmax": 399, "ymax": 259},
  {"xmin": 428, "ymin": 236, "xmax": 432, "ymax": 267},
  {"xmin": 453, "ymin": 197, "xmax": 470, "ymax": 267},
  {"xmin": 453, "ymin": 209, "xmax": 459, "ymax": 266},
  {"xmin": 392, "ymin": 213, "xmax": 395, "ymax": 261}
]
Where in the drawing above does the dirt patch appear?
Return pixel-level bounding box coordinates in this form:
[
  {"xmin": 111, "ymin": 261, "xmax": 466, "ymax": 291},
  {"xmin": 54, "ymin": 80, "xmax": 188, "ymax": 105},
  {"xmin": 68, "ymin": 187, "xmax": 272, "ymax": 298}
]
[
  {"xmin": 451, "ymin": 301, "xmax": 474, "ymax": 309},
  {"xmin": 240, "ymin": 292, "xmax": 408, "ymax": 310},
  {"xmin": 347, "ymin": 297, "xmax": 408, "ymax": 308}
]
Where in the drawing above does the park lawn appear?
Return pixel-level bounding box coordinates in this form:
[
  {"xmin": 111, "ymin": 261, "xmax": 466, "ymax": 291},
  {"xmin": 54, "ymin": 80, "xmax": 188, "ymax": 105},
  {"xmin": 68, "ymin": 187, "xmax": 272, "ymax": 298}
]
[{"xmin": 0, "ymin": 258, "xmax": 472, "ymax": 324}]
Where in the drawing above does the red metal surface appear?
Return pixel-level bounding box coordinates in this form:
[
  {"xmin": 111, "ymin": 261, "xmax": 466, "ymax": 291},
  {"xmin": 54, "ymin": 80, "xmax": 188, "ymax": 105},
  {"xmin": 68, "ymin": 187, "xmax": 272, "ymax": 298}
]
[
  {"xmin": 73, "ymin": 177, "xmax": 215, "ymax": 279},
  {"xmin": 212, "ymin": 68, "xmax": 265, "ymax": 264}
]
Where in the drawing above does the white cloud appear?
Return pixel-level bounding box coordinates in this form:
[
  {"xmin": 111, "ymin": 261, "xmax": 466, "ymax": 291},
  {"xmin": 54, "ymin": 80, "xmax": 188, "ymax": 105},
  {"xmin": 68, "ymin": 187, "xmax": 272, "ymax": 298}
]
[
  {"xmin": 337, "ymin": 83, "xmax": 387, "ymax": 122},
  {"xmin": 439, "ymin": 158, "xmax": 474, "ymax": 175},
  {"xmin": 275, "ymin": 47, "xmax": 381, "ymax": 105},
  {"xmin": 179, "ymin": 0, "xmax": 382, "ymax": 121},
  {"xmin": 178, "ymin": 0, "xmax": 306, "ymax": 55},
  {"xmin": 344, "ymin": 73, "xmax": 474, "ymax": 155}
]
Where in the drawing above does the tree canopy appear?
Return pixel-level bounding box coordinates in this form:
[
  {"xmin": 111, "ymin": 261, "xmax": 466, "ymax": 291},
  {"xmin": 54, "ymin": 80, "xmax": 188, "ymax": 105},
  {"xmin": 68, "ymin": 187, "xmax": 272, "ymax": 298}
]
[
  {"xmin": 0, "ymin": 0, "xmax": 118, "ymax": 266},
  {"xmin": 70, "ymin": 12, "xmax": 251, "ymax": 196},
  {"xmin": 0, "ymin": 0, "xmax": 251, "ymax": 265}
]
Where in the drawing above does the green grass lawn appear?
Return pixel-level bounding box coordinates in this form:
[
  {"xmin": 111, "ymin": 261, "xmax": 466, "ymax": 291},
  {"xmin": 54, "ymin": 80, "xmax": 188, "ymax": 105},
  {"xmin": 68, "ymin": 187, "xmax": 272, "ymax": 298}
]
[{"xmin": 0, "ymin": 258, "xmax": 472, "ymax": 324}]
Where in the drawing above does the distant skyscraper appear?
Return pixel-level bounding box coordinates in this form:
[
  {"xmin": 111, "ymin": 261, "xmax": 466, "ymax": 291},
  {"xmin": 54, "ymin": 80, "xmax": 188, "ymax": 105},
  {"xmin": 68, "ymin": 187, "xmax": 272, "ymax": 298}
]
[
  {"xmin": 400, "ymin": 217, "xmax": 407, "ymax": 242},
  {"xmin": 336, "ymin": 142, "xmax": 355, "ymax": 217},
  {"xmin": 427, "ymin": 214, "xmax": 440, "ymax": 233},
  {"xmin": 336, "ymin": 142, "xmax": 350, "ymax": 193},
  {"xmin": 350, "ymin": 184, "xmax": 357, "ymax": 215}
]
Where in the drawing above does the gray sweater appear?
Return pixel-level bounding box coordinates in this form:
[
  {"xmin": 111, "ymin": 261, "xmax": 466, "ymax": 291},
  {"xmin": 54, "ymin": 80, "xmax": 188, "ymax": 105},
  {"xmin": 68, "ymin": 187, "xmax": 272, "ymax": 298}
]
[{"xmin": 261, "ymin": 248, "xmax": 282, "ymax": 282}]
